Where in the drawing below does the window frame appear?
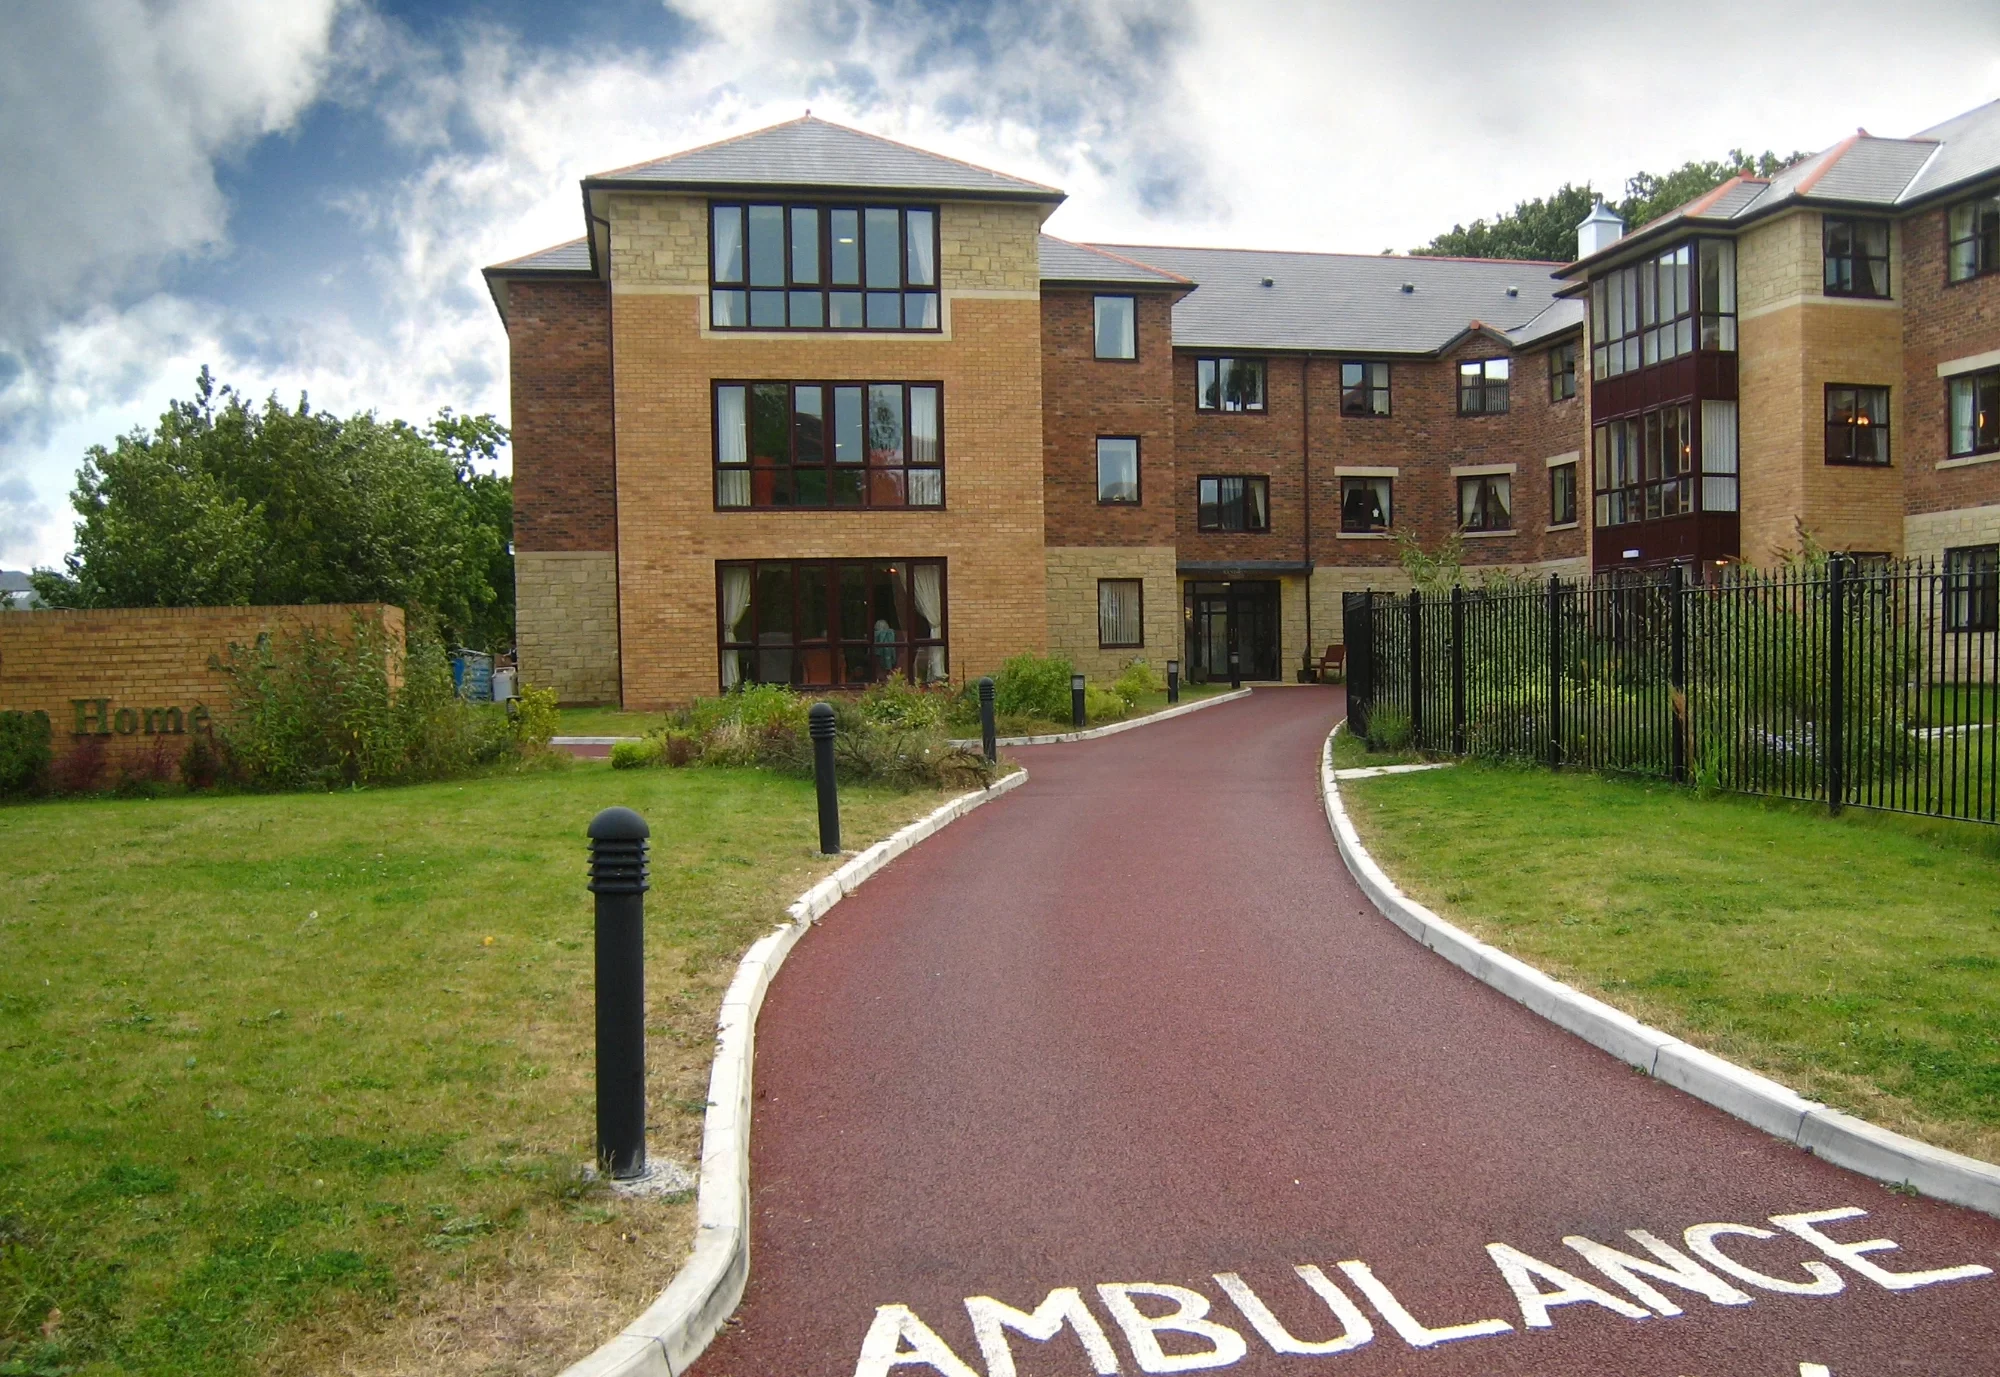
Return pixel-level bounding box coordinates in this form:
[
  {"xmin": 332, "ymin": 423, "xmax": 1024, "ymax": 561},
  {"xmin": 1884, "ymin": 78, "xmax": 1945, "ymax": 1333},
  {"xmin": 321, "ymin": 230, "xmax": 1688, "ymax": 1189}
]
[
  {"xmin": 1095, "ymin": 435, "xmax": 1142, "ymax": 505},
  {"xmin": 1548, "ymin": 342, "xmax": 1577, "ymax": 402},
  {"xmin": 1195, "ymin": 474, "xmax": 1271, "ymax": 533},
  {"xmin": 1193, "ymin": 356, "xmax": 1267, "ymax": 412},
  {"xmin": 1823, "ymin": 383, "xmax": 1892, "ymax": 467},
  {"xmin": 1822, "ymin": 216, "xmax": 1891, "ymax": 299},
  {"xmin": 713, "ymin": 379, "xmax": 946, "ymax": 511},
  {"xmin": 1338, "ymin": 475, "xmax": 1393, "ymax": 533},
  {"xmin": 1339, "ymin": 361, "xmax": 1391, "ymax": 417},
  {"xmin": 708, "ymin": 201, "xmax": 941, "ymax": 333},
  {"xmin": 1944, "ymin": 544, "xmax": 1999, "ymax": 633},
  {"xmin": 1093, "ymin": 295, "xmax": 1137, "ymax": 361},
  {"xmin": 1946, "ymin": 192, "xmax": 2000, "ymax": 285},
  {"xmin": 1097, "ymin": 578, "xmax": 1145, "ymax": 649},
  {"xmin": 1589, "ymin": 238, "xmax": 1733, "ymax": 380},
  {"xmin": 1948, "ymin": 367, "xmax": 2000, "ymax": 459},
  {"xmin": 1456, "ymin": 473, "xmax": 1513, "ymax": 533},
  {"xmin": 715, "ymin": 558, "xmax": 949, "ymax": 690},
  {"xmin": 1591, "ymin": 403, "xmax": 1698, "ymax": 527},
  {"xmin": 1550, "ymin": 461, "xmax": 1578, "ymax": 527},
  {"xmin": 1456, "ymin": 358, "xmax": 1511, "ymax": 416}
]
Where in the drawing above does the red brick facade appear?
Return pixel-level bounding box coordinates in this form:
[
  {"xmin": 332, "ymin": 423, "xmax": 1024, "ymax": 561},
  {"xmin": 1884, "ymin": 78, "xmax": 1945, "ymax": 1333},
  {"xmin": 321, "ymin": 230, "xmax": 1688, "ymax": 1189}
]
[
  {"xmin": 506, "ymin": 279, "xmax": 616, "ymax": 552},
  {"xmin": 1901, "ymin": 197, "xmax": 2000, "ymax": 517},
  {"xmin": 1040, "ymin": 290, "xmax": 1180, "ymax": 546}
]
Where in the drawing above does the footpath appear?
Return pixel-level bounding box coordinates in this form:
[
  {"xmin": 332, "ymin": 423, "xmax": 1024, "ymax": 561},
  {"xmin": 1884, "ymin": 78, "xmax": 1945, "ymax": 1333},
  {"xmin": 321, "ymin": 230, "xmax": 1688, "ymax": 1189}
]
[{"xmin": 689, "ymin": 688, "xmax": 2000, "ymax": 1376}]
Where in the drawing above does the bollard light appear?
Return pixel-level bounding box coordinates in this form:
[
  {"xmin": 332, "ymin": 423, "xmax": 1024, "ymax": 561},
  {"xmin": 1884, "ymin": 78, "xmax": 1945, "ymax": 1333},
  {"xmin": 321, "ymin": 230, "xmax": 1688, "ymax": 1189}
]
[
  {"xmin": 587, "ymin": 806, "xmax": 650, "ymax": 1179},
  {"xmin": 977, "ymin": 675, "xmax": 997, "ymax": 764},
  {"xmin": 808, "ymin": 702, "xmax": 841, "ymax": 855},
  {"xmin": 1229, "ymin": 646, "xmax": 1242, "ymax": 690},
  {"xmin": 1166, "ymin": 659, "xmax": 1180, "ymax": 705},
  {"xmin": 1070, "ymin": 672, "xmax": 1086, "ymax": 729}
]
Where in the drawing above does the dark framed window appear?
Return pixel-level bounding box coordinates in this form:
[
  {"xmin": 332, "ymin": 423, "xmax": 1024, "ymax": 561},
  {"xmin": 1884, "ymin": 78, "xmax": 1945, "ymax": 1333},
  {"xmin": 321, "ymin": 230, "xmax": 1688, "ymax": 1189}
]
[
  {"xmin": 709, "ymin": 202, "xmax": 938, "ymax": 331},
  {"xmin": 1947, "ymin": 194, "xmax": 2000, "ymax": 283},
  {"xmin": 716, "ymin": 558, "xmax": 947, "ymax": 689},
  {"xmin": 1098, "ymin": 579, "xmax": 1144, "ymax": 648},
  {"xmin": 1339, "ymin": 476, "xmax": 1391, "ymax": 533},
  {"xmin": 1550, "ymin": 462, "xmax": 1578, "ymax": 526},
  {"xmin": 1945, "ymin": 545, "xmax": 1999, "ymax": 632},
  {"xmin": 1548, "ymin": 342, "xmax": 1577, "ymax": 401},
  {"xmin": 1096, "ymin": 436, "xmax": 1140, "ymax": 504},
  {"xmin": 1949, "ymin": 368, "xmax": 2000, "ymax": 458},
  {"xmin": 1592, "ymin": 404, "xmax": 1696, "ymax": 527},
  {"xmin": 1590, "ymin": 238, "xmax": 1734, "ymax": 379},
  {"xmin": 1195, "ymin": 357, "xmax": 1265, "ymax": 411},
  {"xmin": 715, "ymin": 382, "xmax": 942, "ymax": 509},
  {"xmin": 1197, "ymin": 475, "xmax": 1269, "ymax": 532},
  {"xmin": 1457, "ymin": 358, "xmax": 1510, "ymax": 415},
  {"xmin": 1457, "ymin": 474, "xmax": 1512, "ymax": 531},
  {"xmin": 1825, "ymin": 385, "xmax": 1890, "ymax": 465},
  {"xmin": 1094, "ymin": 296, "xmax": 1136, "ymax": 360},
  {"xmin": 1823, "ymin": 218, "xmax": 1890, "ymax": 298},
  {"xmin": 1340, "ymin": 361, "xmax": 1390, "ymax": 416}
]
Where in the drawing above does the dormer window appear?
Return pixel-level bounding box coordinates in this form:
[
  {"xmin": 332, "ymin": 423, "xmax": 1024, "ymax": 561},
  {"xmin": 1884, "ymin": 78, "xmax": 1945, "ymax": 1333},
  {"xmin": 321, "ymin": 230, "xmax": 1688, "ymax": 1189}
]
[{"xmin": 710, "ymin": 202, "xmax": 939, "ymax": 331}]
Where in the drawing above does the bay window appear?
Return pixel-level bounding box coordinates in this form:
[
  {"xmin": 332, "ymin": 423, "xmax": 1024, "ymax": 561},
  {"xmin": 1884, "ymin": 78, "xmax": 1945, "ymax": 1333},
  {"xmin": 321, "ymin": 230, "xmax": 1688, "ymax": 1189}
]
[{"xmin": 1590, "ymin": 238, "xmax": 1733, "ymax": 380}]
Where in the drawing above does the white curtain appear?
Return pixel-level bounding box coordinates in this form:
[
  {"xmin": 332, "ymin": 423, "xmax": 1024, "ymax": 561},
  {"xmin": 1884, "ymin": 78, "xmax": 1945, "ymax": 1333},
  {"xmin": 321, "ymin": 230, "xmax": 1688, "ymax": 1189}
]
[
  {"xmin": 908, "ymin": 470, "xmax": 943, "ymax": 506},
  {"xmin": 719, "ymin": 566, "xmax": 752, "ymax": 688},
  {"xmin": 1098, "ymin": 580, "xmax": 1141, "ymax": 647},
  {"xmin": 1702, "ymin": 401, "xmax": 1739, "ymax": 512},
  {"xmin": 911, "ymin": 563, "xmax": 945, "ymax": 682},
  {"xmin": 716, "ymin": 386, "xmax": 749, "ymax": 507}
]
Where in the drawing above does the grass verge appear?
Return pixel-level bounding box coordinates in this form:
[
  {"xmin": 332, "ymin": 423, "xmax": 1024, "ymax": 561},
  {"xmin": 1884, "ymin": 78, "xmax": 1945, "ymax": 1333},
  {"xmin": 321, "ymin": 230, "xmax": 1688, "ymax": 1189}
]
[
  {"xmin": 0, "ymin": 762, "xmax": 958, "ymax": 1377},
  {"xmin": 1338, "ymin": 759, "xmax": 2000, "ymax": 1164}
]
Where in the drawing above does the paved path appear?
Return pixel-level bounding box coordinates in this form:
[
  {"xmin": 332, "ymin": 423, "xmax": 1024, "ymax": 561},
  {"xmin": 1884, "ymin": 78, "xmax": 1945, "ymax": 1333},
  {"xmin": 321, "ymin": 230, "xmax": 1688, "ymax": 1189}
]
[{"xmin": 691, "ymin": 687, "xmax": 2000, "ymax": 1376}]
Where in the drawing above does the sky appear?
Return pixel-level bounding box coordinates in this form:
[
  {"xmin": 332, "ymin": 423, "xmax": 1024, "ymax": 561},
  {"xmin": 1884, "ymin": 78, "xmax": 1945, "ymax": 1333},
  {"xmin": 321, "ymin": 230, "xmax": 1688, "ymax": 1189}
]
[{"xmin": 3, "ymin": 0, "xmax": 1998, "ymax": 570}]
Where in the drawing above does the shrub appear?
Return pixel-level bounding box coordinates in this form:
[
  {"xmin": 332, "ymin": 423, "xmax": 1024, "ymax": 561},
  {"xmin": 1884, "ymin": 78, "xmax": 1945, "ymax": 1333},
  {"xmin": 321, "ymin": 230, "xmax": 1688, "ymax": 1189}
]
[
  {"xmin": 1083, "ymin": 684, "xmax": 1126, "ymax": 723},
  {"xmin": 179, "ymin": 729, "xmax": 228, "ymax": 790},
  {"xmin": 855, "ymin": 675, "xmax": 951, "ymax": 732},
  {"xmin": 512, "ymin": 685, "xmax": 559, "ymax": 749},
  {"xmin": 1112, "ymin": 659, "xmax": 1164, "ymax": 705},
  {"xmin": 50, "ymin": 734, "xmax": 107, "ymax": 794},
  {"xmin": 610, "ymin": 739, "xmax": 662, "ymax": 770},
  {"xmin": 1365, "ymin": 705, "xmax": 1413, "ymax": 753},
  {"xmin": 0, "ymin": 709, "xmax": 53, "ymax": 797},
  {"xmin": 993, "ymin": 653, "xmax": 1074, "ymax": 721},
  {"xmin": 213, "ymin": 614, "xmax": 520, "ymax": 790}
]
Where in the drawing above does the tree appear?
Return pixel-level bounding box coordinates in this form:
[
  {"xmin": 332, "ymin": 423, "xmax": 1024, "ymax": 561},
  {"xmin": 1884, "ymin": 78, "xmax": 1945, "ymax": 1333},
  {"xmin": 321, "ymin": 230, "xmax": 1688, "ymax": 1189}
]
[
  {"xmin": 31, "ymin": 369, "xmax": 515, "ymax": 649},
  {"xmin": 1413, "ymin": 149, "xmax": 1812, "ymax": 262}
]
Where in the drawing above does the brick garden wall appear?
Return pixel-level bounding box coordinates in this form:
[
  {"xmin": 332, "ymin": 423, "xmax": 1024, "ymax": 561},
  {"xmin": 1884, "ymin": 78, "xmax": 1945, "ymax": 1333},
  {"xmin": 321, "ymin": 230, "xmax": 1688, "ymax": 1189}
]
[{"xmin": 0, "ymin": 605, "xmax": 404, "ymax": 780}]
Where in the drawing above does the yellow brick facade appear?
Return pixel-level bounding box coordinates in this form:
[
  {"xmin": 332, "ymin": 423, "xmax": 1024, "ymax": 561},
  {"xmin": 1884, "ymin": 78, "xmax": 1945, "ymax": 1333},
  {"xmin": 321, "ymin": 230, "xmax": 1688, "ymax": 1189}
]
[
  {"xmin": 515, "ymin": 551, "xmax": 620, "ymax": 704},
  {"xmin": 606, "ymin": 193, "xmax": 1052, "ymax": 707},
  {"xmin": 1044, "ymin": 546, "xmax": 1178, "ymax": 681},
  {"xmin": 1733, "ymin": 210, "xmax": 1906, "ymax": 565}
]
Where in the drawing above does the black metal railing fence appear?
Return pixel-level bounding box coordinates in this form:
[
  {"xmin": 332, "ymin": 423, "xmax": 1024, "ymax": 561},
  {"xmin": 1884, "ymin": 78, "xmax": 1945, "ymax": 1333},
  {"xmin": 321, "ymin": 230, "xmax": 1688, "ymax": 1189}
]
[{"xmin": 1344, "ymin": 560, "xmax": 1998, "ymax": 823}]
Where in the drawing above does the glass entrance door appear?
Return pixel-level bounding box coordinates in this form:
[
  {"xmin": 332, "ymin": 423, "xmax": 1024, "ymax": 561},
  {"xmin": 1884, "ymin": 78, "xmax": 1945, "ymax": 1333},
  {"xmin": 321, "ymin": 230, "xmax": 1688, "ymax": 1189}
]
[{"xmin": 1184, "ymin": 581, "xmax": 1281, "ymax": 682}]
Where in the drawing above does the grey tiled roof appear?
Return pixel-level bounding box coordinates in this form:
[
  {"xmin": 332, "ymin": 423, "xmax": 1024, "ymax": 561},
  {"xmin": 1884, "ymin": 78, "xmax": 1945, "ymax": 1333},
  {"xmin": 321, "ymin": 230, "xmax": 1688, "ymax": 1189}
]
[
  {"xmin": 1090, "ymin": 244, "xmax": 1564, "ymax": 354},
  {"xmin": 1904, "ymin": 98, "xmax": 2000, "ymax": 201},
  {"xmin": 1038, "ymin": 235, "xmax": 1189, "ymax": 286},
  {"xmin": 486, "ymin": 238, "xmax": 592, "ymax": 274},
  {"xmin": 1505, "ymin": 298, "xmax": 1585, "ymax": 349},
  {"xmin": 587, "ymin": 116, "xmax": 1063, "ymax": 201}
]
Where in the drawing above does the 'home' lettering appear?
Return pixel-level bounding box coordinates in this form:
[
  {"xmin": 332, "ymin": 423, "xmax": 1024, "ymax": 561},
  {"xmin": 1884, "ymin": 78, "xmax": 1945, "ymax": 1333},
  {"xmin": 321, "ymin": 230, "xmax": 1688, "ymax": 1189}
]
[{"xmin": 70, "ymin": 699, "xmax": 209, "ymax": 737}]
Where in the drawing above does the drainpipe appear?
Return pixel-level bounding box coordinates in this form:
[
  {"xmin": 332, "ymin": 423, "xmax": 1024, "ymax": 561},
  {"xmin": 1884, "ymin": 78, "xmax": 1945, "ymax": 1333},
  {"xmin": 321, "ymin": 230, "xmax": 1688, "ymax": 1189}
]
[{"xmin": 1301, "ymin": 354, "xmax": 1313, "ymax": 674}]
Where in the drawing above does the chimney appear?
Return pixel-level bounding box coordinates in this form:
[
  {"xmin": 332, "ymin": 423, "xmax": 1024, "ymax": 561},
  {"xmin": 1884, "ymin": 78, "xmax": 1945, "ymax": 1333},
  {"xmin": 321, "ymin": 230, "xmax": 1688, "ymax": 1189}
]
[{"xmin": 1576, "ymin": 199, "xmax": 1625, "ymax": 259}]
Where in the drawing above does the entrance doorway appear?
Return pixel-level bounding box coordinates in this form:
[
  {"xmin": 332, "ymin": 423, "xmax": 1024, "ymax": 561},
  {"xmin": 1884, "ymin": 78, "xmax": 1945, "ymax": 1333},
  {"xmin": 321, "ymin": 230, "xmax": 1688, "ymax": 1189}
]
[{"xmin": 1185, "ymin": 581, "xmax": 1281, "ymax": 683}]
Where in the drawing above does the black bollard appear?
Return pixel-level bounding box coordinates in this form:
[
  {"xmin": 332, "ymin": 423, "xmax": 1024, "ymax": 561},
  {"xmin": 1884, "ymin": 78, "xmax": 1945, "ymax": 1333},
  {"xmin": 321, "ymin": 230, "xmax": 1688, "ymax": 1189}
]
[
  {"xmin": 1229, "ymin": 646, "xmax": 1241, "ymax": 690},
  {"xmin": 587, "ymin": 806, "xmax": 650, "ymax": 1180},
  {"xmin": 1166, "ymin": 659, "xmax": 1180, "ymax": 705},
  {"xmin": 1070, "ymin": 672, "xmax": 1086, "ymax": 729},
  {"xmin": 977, "ymin": 675, "xmax": 997, "ymax": 764},
  {"xmin": 809, "ymin": 702, "xmax": 840, "ymax": 854}
]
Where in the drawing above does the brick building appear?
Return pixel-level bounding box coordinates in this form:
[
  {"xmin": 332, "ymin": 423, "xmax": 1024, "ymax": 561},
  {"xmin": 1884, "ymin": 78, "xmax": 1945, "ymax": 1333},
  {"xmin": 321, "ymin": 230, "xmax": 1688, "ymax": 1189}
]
[{"xmin": 486, "ymin": 103, "xmax": 2000, "ymax": 705}]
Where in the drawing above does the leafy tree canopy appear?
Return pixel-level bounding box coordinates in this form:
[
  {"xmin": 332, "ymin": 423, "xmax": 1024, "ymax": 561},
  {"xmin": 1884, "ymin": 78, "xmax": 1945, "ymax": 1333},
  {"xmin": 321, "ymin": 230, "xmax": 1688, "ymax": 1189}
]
[
  {"xmin": 31, "ymin": 368, "xmax": 515, "ymax": 649},
  {"xmin": 1413, "ymin": 149, "xmax": 1811, "ymax": 262}
]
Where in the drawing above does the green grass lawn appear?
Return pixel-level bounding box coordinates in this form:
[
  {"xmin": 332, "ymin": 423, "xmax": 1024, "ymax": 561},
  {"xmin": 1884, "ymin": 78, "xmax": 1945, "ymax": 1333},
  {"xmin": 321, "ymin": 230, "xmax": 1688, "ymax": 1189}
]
[
  {"xmin": 1337, "ymin": 756, "xmax": 2000, "ymax": 1164},
  {"xmin": 555, "ymin": 683, "xmax": 1233, "ymax": 742},
  {"xmin": 0, "ymin": 761, "xmax": 959, "ymax": 1377}
]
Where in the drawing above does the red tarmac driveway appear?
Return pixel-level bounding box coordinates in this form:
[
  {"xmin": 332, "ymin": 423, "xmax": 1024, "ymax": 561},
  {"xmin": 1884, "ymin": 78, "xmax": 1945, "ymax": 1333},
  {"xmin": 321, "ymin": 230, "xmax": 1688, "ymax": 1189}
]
[{"xmin": 690, "ymin": 687, "xmax": 2000, "ymax": 1376}]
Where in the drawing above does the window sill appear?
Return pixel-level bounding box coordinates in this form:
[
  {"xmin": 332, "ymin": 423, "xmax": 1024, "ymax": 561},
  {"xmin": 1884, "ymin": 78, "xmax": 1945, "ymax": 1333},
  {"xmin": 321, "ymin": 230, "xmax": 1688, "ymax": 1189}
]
[
  {"xmin": 1545, "ymin": 522, "xmax": 1579, "ymax": 533},
  {"xmin": 1823, "ymin": 459, "xmax": 1894, "ymax": 469},
  {"xmin": 1461, "ymin": 529, "xmax": 1516, "ymax": 539},
  {"xmin": 1197, "ymin": 409, "xmax": 1270, "ymax": 417},
  {"xmin": 1939, "ymin": 451, "xmax": 2000, "ymax": 471},
  {"xmin": 1336, "ymin": 530, "xmax": 1393, "ymax": 540},
  {"xmin": 1096, "ymin": 499, "xmax": 1143, "ymax": 507},
  {"xmin": 715, "ymin": 506, "xmax": 949, "ymax": 514}
]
